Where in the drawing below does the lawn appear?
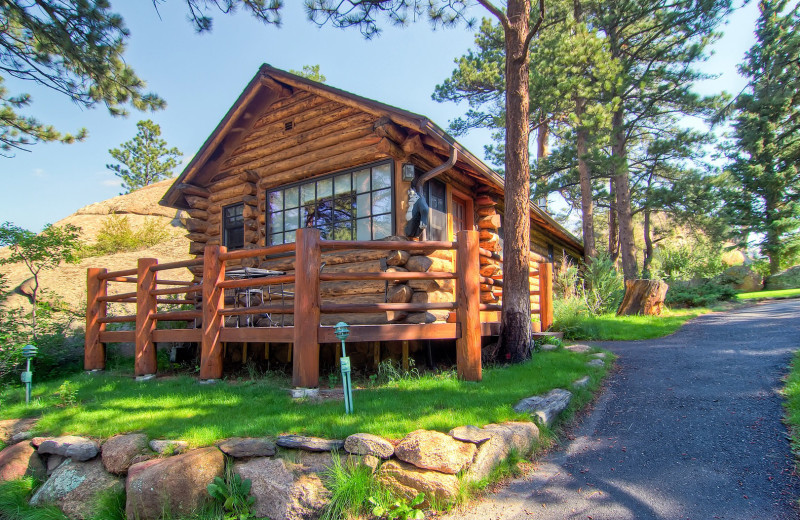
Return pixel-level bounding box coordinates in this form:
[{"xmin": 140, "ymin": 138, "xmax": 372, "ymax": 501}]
[
  {"xmin": 559, "ymin": 308, "xmax": 710, "ymax": 341},
  {"xmin": 737, "ymin": 288, "xmax": 800, "ymax": 300},
  {"xmin": 0, "ymin": 349, "xmax": 611, "ymax": 446},
  {"xmin": 783, "ymin": 350, "xmax": 800, "ymax": 457}
]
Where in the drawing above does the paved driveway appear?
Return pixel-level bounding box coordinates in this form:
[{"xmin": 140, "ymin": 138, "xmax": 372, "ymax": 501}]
[{"xmin": 447, "ymin": 299, "xmax": 800, "ymax": 520}]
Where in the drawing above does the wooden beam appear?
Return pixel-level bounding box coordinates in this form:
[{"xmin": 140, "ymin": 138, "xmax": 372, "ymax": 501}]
[
  {"xmin": 317, "ymin": 323, "xmax": 459, "ymax": 343},
  {"xmin": 99, "ymin": 330, "xmax": 135, "ymax": 343},
  {"xmin": 292, "ymin": 228, "xmax": 321, "ymax": 388},
  {"xmin": 539, "ymin": 261, "xmax": 554, "ymax": 331},
  {"xmin": 84, "ymin": 268, "xmax": 107, "ymax": 371},
  {"xmin": 200, "ymin": 245, "xmax": 226, "ymax": 380},
  {"xmin": 176, "ymin": 183, "xmax": 210, "ymax": 198},
  {"xmin": 135, "ymin": 258, "xmax": 158, "ymax": 376},
  {"xmin": 456, "ymin": 230, "xmax": 482, "ymax": 382}
]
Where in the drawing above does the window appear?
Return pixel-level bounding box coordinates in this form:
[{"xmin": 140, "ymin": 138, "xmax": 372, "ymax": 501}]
[
  {"xmin": 223, "ymin": 203, "xmax": 245, "ymax": 250},
  {"xmin": 426, "ymin": 179, "xmax": 447, "ymax": 241},
  {"xmin": 267, "ymin": 162, "xmax": 393, "ymax": 244}
]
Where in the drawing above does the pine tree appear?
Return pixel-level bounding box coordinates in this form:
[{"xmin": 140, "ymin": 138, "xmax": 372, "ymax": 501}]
[
  {"xmin": 1, "ymin": 0, "xmax": 280, "ymax": 154},
  {"xmin": 106, "ymin": 120, "xmax": 183, "ymax": 194},
  {"xmin": 721, "ymin": 0, "xmax": 800, "ymax": 274}
]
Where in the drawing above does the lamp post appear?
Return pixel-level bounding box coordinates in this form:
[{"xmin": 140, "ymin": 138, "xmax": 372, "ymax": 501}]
[
  {"xmin": 334, "ymin": 322, "xmax": 353, "ymax": 414},
  {"xmin": 21, "ymin": 344, "xmax": 37, "ymax": 404}
]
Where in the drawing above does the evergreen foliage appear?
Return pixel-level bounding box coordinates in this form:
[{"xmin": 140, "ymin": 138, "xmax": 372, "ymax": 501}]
[
  {"xmin": 0, "ymin": 0, "xmax": 281, "ymax": 154},
  {"xmin": 289, "ymin": 64, "xmax": 327, "ymax": 82},
  {"xmin": 106, "ymin": 120, "xmax": 182, "ymax": 193},
  {"xmin": 719, "ymin": 0, "xmax": 800, "ymax": 274}
]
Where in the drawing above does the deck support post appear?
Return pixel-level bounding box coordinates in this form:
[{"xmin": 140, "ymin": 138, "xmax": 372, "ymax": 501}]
[
  {"xmin": 201, "ymin": 245, "xmax": 226, "ymax": 380},
  {"xmin": 135, "ymin": 258, "xmax": 158, "ymax": 377},
  {"xmin": 456, "ymin": 230, "xmax": 482, "ymax": 381},
  {"xmin": 539, "ymin": 261, "xmax": 554, "ymax": 331},
  {"xmin": 84, "ymin": 268, "xmax": 107, "ymax": 370},
  {"xmin": 293, "ymin": 228, "xmax": 321, "ymax": 388}
]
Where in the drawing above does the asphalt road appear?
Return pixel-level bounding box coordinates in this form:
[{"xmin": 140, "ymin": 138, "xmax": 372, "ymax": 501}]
[{"xmin": 446, "ymin": 299, "xmax": 800, "ymax": 520}]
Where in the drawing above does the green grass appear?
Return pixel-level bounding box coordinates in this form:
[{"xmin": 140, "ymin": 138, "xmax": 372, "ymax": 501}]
[
  {"xmin": 0, "ymin": 349, "xmax": 610, "ymax": 446},
  {"xmin": 783, "ymin": 350, "xmax": 800, "ymax": 462},
  {"xmin": 737, "ymin": 288, "xmax": 800, "ymax": 300},
  {"xmin": 0, "ymin": 478, "xmax": 68, "ymax": 520},
  {"xmin": 561, "ymin": 308, "xmax": 710, "ymax": 341}
]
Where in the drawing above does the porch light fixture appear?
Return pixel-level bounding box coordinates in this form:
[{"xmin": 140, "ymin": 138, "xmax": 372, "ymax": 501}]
[
  {"xmin": 21, "ymin": 344, "xmax": 37, "ymax": 404},
  {"xmin": 334, "ymin": 322, "xmax": 354, "ymax": 414},
  {"xmin": 402, "ymin": 163, "xmax": 415, "ymax": 182}
]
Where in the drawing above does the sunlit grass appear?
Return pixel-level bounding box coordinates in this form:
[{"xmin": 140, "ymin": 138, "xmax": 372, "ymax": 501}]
[
  {"xmin": 563, "ymin": 308, "xmax": 710, "ymax": 341},
  {"xmin": 0, "ymin": 349, "xmax": 611, "ymax": 446},
  {"xmin": 783, "ymin": 350, "xmax": 800, "ymax": 459},
  {"xmin": 737, "ymin": 288, "xmax": 800, "ymax": 300}
]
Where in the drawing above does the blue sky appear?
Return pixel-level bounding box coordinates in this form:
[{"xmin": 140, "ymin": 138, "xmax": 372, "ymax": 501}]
[{"xmin": 0, "ymin": 1, "xmax": 758, "ymax": 231}]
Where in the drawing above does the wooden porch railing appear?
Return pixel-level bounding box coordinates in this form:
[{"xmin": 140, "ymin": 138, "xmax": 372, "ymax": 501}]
[{"xmin": 84, "ymin": 229, "xmax": 554, "ymax": 387}]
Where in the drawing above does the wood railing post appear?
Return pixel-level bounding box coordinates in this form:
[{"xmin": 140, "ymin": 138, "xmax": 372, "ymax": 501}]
[
  {"xmin": 85, "ymin": 268, "xmax": 107, "ymax": 370},
  {"xmin": 292, "ymin": 228, "xmax": 321, "ymax": 388},
  {"xmin": 200, "ymin": 245, "xmax": 226, "ymax": 380},
  {"xmin": 539, "ymin": 261, "xmax": 554, "ymax": 331},
  {"xmin": 135, "ymin": 258, "xmax": 158, "ymax": 377},
  {"xmin": 456, "ymin": 230, "xmax": 482, "ymax": 382}
]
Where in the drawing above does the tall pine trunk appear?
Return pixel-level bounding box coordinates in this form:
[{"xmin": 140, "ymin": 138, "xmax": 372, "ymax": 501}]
[
  {"xmin": 643, "ymin": 207, "xmax": 653, "ymax": 277},
  {"xmin": 609, "ymin": 178, "xmax": 619, "ymax": 261},
  {"xmin": 499, "ymin": 0, "xmax": 533, "ymax": 361},
  {"xmin": 611, "ymin": 106, "xmax": 638, "ymax": 280},
  {"xmin": 574, "ymin": 0, "xmax": 595, "ymax": 263}
]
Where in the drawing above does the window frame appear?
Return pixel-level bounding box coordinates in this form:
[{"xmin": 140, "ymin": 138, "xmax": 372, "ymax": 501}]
[
  {"xmin": 265, "ymin": 160, "xmax": 395, "ymax": 245},
  {"xmin": 222, "ymin": 202, "xmax": 245, "ymax": 251}
]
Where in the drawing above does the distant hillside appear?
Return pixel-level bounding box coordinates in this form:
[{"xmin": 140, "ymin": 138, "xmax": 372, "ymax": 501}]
[{"xmin": 0, "ymin": 179, "xmax": 193, "ymax": 313}]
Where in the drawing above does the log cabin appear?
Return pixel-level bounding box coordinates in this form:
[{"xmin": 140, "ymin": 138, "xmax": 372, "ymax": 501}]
[{"xmin": 84, "ymin": 64, "xmax": 583, "ymax": 388}]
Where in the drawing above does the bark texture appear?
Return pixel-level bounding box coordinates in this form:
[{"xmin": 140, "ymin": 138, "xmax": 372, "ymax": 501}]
[{"xmin": 616, "ymin": 279, "xmax": 669, "ymax": 316}]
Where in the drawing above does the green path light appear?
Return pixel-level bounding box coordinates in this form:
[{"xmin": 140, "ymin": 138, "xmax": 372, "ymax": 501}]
[
  {"xmin": 334, "ymin": 322, "xmax": 353, "ymax": 414},
  {"xmin": 21, "ymin": 344, "xmax": 37, "ymax": 404}
]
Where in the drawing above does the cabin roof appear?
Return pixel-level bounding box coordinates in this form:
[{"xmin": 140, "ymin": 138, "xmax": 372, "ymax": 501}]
[{"xmin": 161, "ymin": 64, "xmax": 582, "ymax": 253}]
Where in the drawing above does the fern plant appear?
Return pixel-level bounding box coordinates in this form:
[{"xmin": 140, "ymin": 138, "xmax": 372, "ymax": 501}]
[
  {"xmin": 369, "ymin": 493, "xmax": 425, "ymax": 520},
  {"xmin": 206, "ymin": 473, "xmax": 256, "ymax": 520}
]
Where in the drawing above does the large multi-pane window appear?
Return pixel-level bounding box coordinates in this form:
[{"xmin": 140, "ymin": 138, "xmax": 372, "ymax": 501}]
[
  {"xmin": 267, "ymin": 162, "xmax": 393, "ymax": 244},
  {"xmin": 222, "ymin": 203, "xmax": 244, "ymax": 250}
]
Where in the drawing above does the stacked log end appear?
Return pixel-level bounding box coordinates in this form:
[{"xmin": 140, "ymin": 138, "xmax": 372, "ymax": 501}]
[
  {"xmin": 383, "ymin": 243, "xmax": 455, "ymax": 324},
  {"xmin": 476, "ymin": 195, "xmax": 502, "ymax": 306}
]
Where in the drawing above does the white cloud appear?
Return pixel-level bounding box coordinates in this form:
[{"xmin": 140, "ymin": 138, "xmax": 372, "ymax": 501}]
[
  {"xmin": 102, "ymin": 179, "xmax": 121, "ymax": 187},
  {"xmin": 32, "ymin": 168, "xmax": 46, "ymax": 178}
]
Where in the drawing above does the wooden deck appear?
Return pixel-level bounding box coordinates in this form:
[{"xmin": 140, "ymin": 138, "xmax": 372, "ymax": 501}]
[{"xmin": 84, "ymin": 229, "xmax": 553, "ymax": 387}]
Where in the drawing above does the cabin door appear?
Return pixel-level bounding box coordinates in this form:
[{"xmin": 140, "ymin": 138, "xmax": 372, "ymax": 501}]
[{"xmin": 450, "ymin": 192, "xmax": 474, "ymax": 239}]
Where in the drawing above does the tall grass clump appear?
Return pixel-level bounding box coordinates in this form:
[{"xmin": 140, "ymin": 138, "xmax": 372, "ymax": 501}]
[
  {"xmin": 321, "ymin": 452, "xmax": 387, "ymax": 520},
  {"xmin": 0, "ymin": 478, "xmax": 69, "ymax": 520},
  {"xmin": 84, "ymin": 215, "xmax": 171, "ymax": 256}
]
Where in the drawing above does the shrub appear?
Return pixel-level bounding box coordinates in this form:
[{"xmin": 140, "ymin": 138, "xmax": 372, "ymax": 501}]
[
  {"xmin": 84, "ymin": 215, "xmax": 171, "ymax": 256},
  {"xmin": 583, "ymin": 255, "xmax": 624, "ymax": 315},
  {"xmin": 651, "ymin": 240, "xmax": 728, "ymax": 281},
  {"xmin": 552, "ymin": 296, "xmax": 590, "ymax": 337},
  {"xmin": 554, "ymin": 259, "xmax": 580, "ymax": 299},
  {"xmin": 665, "ymin": 280, "xmax": 737, "ymax": 308}
]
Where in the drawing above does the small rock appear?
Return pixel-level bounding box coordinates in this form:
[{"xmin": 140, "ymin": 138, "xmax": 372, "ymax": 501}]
[
  {"xmin": 377, "ymin": 459, "xmax": 459, "ymax": 507},
  {"xmin": 10, "ymin": 431, "xmax": 33, "ymax": 444},
  {"xmin": 31, "ymin": 436, "xmax": 50, "ymax": 448},
  {"xmin": 591, "ymin": 352, "xmax": 607, "ymax": 359},
  {"xmin": 294, "ymin": 451, "xmax": 334, "ymax": 474},
  {"xmin": 102, "ymin": 433, "xmax": 149, "ymax": 474},
  {"xmin": 149, "ymin": 439, "xmax": 189, "ymax": 455},
  {"xmin": 0, "ymin": 442, "xmax": 45, "ymax": 482},
  {"xmin": 344, "ymin": 433, "xmax": 394, "ymax": 459},
  {"xmin": 37, "ymin": 436, "xmax": 99, "ymax": 462},
  {"xmin": 573, "ymin": 376, "xmax": 591, "ymax": 388},
  {"xmin": 514, "ymin": 388, "xmax": 573, "ymax": 427},
  {"xmin": 31, "ymin": 458, "xmax": 122, "ymax": 519},
  {"xmin": 235, "ymin": 457, "xmax": 330, "ymax": 520},
  {"xmin": 126, "ymin": 447, "xmax": 224, "ymax": 520},
  {"xmin": 564, "ymin": 344, "xmax": 591, "ymax": 353},
  {"xmin": 448, "ymin": 425, "xmax": 492, "ymax": 445},
  {"xmin": 276, "ymin": 434, "xmax": 344, "ymax": 452},
  {"xmin": 0, "ymin": 418, "xmax": 37, "ymax": 444},
  {"xmin": 362, "ymin": 454, "xmax": 381, "ymax": 472},
  {"xmin": 587, "ymin": 359, "xmax": 605, "ymax": 367},
  {"xmin": 394, "ymin": 430, "xmax": 476, "ymax": 474},
  {"xmin": 290, "ymin": 387, "xmax": 319, "ymax": 399},
  {"xmin": 218, "ymin": 437, "xmax": 276, "ymax": 458},
  {"xmin": 539, "ymin": 343, "xmax": 559, "ymax": 352},
  {"xmin": 47, "ymin": 455, "xmax": 66, "ymax": 475}
]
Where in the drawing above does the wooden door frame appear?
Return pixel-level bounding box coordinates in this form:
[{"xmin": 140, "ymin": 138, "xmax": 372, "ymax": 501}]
[{"xmin": 447, "ymin": 186, "xmax": 475, "ymax": 240}]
